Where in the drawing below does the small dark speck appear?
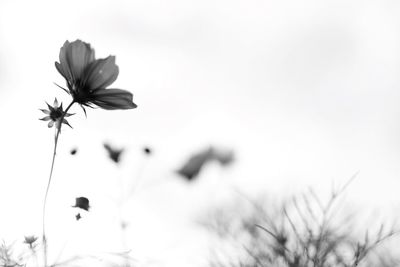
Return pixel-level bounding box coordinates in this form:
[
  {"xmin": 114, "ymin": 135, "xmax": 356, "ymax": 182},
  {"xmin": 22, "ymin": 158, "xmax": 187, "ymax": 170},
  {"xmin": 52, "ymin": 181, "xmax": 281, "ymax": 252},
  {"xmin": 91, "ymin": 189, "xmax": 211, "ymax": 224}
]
[
  {"xmin": 76, "ymin": 213, "xmax": 81, "ymax": 221},
  {"xmin": 143, "ymin": 147, "xmax": 152, "ymax": 155},
  {"xmin": 70, "ymin": 148, "xmax": 78, "ymax": 155}
]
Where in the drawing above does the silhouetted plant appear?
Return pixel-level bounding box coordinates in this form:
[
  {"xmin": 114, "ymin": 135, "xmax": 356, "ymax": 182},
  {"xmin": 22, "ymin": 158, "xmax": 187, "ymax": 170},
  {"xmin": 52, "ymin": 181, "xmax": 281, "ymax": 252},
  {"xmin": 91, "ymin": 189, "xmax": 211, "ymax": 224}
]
[
  {"xmin": 203, "ymin": 175, "xmax": 399, "ymax": 267},
  {"xmin": 40, "ymin": 39, "xmax": 137, "ymax": 267},
  {"xmin": 0, "ymin": 242, "xmax": 23, "ymax": 267},
  {"xmin": 0, "ymin": 238, "xmax": 41, "ymax": 267}
]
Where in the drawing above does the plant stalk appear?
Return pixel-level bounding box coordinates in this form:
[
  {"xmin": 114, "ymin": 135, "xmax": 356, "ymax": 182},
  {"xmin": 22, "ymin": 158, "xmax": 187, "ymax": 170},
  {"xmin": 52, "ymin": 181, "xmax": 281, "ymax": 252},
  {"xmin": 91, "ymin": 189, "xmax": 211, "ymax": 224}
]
[{"xmin": 42, "ymin": 101, "xmax": 74, "ymax": 267}]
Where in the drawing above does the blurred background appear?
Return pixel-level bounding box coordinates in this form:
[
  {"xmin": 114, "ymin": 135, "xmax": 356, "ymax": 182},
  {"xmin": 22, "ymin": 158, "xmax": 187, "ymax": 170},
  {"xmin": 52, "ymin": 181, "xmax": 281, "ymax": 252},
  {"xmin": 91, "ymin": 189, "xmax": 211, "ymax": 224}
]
[{"xmin": 1, "ymin": 0, "xmax": 400, "ymax": 266}]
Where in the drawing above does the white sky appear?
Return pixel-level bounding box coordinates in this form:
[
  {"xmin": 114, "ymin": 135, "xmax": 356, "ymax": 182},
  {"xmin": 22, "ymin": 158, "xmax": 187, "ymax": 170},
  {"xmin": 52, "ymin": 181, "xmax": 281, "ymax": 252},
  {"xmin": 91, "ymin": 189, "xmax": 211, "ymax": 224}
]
[{"xmin": 1, "ymin": 0, "xmax": 400, "ymax": 266}]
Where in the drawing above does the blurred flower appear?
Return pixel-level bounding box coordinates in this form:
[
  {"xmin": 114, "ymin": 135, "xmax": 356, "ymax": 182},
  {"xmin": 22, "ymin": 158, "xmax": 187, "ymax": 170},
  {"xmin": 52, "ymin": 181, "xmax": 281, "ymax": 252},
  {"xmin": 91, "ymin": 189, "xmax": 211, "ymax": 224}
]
[
  {"xmin": 177, "ymin": 147, "xmax": 214, "ymax": 181},
  {"xmin": 177, "ymin": 147, "xmax": 235, "ymax": 181},
  {"xmin": 24, "ymin": 236, "xmax": 38, "ymax": 248},
  {"xmin": 72, "ymin": 197, "xmax": 90, "ymax": 211},
  {"xmin": 103, "ymin": 143, "xmax": 124, "ymax": 164},
  {"xmin": 39, "ymin": 98, "xmax": 73, "ymax": 129},
  {"xmin": 55, "ymin": 40, "xmax": 137, "ymax": 111}
]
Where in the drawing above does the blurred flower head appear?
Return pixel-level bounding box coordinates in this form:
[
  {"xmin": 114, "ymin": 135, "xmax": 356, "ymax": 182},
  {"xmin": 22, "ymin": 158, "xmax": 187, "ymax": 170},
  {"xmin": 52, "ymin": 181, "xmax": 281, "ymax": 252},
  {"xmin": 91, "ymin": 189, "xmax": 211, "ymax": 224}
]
[
  {"xmin": 39, "ymin": 98, "xmax": 73, "ymax": 129},
  {"xmin": 55, "ymin": 40, "xmax": 137, "ymax": 111},
  {"xmin": 103, "ymin": 142, "xmax": 124, "ymax": 164},
  {"xmin": 72, "ymin": 197, "xmax": 90, "ymax": 211},
  {"xmin": 24, "ymin": 236, "xmax": 38, "ymax": 248},
  {"xmin": 177, "ymin": 146, "xmax": 235, "ymax": 181},
  {"xmin": 177, "ymin": 147, "xmax": 214, "ymax": 181}
]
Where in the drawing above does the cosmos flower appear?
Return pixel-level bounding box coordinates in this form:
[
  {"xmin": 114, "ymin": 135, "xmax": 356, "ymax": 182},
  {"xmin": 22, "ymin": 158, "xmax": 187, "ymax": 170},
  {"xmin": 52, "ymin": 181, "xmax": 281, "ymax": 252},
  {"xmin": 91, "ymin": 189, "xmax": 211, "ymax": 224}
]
[
  {"xmin": 55, "ymin": 40, "xmax": 137, "ymax": 111},
  {"xmin": 39, "ymin": 98, "xmax": 73, "ymax": 129}
]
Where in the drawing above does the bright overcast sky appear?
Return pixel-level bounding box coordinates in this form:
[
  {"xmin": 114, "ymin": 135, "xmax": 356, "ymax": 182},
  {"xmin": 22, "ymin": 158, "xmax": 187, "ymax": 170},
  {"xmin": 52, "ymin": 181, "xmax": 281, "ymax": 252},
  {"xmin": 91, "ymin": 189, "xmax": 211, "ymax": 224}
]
[{"xmin": 1, "ymin": 0, "xmax": 400, "ymax": 266}]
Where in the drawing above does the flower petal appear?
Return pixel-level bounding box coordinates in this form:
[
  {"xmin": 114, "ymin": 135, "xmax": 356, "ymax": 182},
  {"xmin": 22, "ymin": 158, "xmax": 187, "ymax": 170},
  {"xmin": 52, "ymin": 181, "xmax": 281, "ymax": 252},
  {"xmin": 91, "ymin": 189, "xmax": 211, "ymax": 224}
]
[
  {"xmin": 90, "ymin": 89, "xmax": 137, "ymax": 110},
  {"xmin": 40, "ymin": 109, "xmax": 50, "ymax": 115},
  {"xmin": 39, "ymin": 116, "xmax": 51, "ymax": 121},
  {"xmin": 56, "ymin": 41, "xmax": 73, "ymax": 83},
  {"xmin": 56, "ymin": 40, "xmax": 95, "ymax": 84},
  {"xmin": 46, "ymin": 102, "xmax": 53, "ymax": 111},
  {"xmin": 66, "ymin": 40, "xmax": 95, "ymax": 81},
  {"xmin": 48, "ymin": 121, "xmax": 54, "ymax": 128},
  {"xmin": 85, "ymin": 56, "xmax": 119, "ymax": 90}
]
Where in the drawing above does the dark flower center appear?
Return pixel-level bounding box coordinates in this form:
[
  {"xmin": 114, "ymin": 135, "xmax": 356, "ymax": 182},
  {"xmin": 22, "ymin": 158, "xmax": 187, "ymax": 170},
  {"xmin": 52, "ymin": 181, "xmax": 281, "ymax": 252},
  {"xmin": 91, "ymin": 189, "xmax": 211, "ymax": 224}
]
[
  {"xmin": 70, "ymin": 82, "xmax": 93, "ymax": 104},
  {"xmin": 50, "ymin": 109, "xmax": 63, "ymax": 121}
]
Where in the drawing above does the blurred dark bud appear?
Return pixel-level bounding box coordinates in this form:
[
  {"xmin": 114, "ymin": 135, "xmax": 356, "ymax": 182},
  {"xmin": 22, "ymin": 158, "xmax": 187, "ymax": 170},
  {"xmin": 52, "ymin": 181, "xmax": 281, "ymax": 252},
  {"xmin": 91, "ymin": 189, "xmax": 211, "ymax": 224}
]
[
  {"xmin": 24, "ymin": 236, "xmax": 38, "ymax": 249},
  {"xmin": 177, "ymin": 147, "xmax": 234, "ymax": 181},
  {"xmin": 70, "ymin": 148, "xmax": 78, "ymax": 155},
  {"xmin": 75, "ymin": 213, "xmax": 81, "ymax": 221},
  {"xmin": 72, "ymin": 197, "xmax": 90, "ymax": 211},
  {"xmin": 39, "ymin": 98, "xmax": 74, "ymax": 129},
  {"xmin": 143, "ymin": 146, "xmax": 152, "ymax": 155},
  {"xmin": 103, "ymin": 143, "xmax": 124, "ymax": 164}
]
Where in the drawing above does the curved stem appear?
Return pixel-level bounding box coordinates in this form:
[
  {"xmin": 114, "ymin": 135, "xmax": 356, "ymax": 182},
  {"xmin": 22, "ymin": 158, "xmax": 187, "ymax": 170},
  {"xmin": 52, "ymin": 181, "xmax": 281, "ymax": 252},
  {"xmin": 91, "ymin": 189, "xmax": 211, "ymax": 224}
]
[{"xmin": 42, "ymin": 100, "xmax": 75, "ymax": 267}]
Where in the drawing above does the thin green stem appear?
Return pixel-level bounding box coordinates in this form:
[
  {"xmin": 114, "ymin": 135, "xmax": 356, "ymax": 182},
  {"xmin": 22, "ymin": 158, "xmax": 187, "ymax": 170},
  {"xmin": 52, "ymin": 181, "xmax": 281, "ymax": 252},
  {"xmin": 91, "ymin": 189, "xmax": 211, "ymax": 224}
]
[{"xmin": 42, "ymin": 100, "xmax": 74, "ymax": 267}]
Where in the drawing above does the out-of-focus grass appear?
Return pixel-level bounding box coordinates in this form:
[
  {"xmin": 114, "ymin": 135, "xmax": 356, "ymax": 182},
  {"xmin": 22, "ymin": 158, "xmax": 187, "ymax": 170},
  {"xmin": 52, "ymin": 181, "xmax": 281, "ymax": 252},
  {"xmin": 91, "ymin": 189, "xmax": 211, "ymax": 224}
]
[{"xmin": 202, "ymin": 177, "xmax": 399, "ymax": 267}]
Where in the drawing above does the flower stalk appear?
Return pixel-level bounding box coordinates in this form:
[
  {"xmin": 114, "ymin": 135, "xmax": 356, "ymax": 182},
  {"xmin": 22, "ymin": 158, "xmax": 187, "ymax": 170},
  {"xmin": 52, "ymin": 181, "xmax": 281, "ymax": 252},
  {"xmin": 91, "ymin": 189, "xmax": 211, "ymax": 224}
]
[
  {"xmin": 40, "ymin": 39, "xmax": 137, "ymax": 267},
  {"xmin": 42, "ymin": 100, "xmax": 74, "ymax": 267}
]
